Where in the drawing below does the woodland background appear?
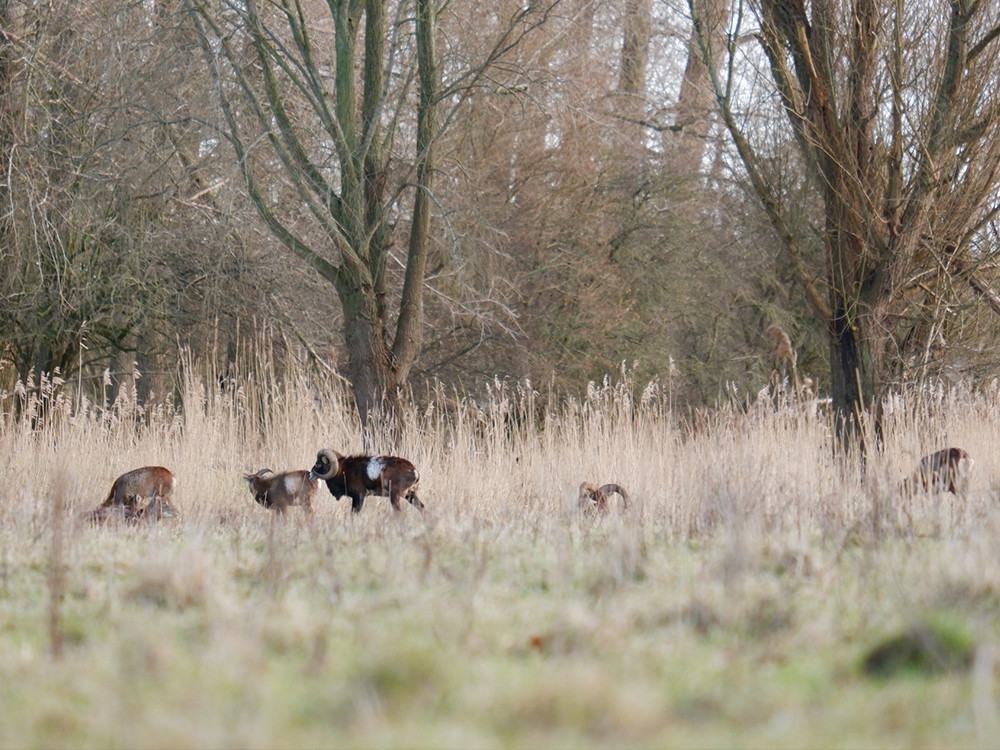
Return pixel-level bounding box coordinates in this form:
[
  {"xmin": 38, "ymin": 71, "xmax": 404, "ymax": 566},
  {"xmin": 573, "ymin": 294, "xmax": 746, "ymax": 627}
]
[
  {"xmin": 1, "ymin": 0, "xmax": 999, "ymax": 421},
  {"xmin": 3, "ymin": 4, "xmax": 1000, "ymax": 745}
]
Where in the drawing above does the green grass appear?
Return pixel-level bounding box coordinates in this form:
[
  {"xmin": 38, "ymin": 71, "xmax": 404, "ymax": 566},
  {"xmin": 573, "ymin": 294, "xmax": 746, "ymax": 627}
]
[{"xmin": 1, "ymin": 369, "xmax": 1000, "ymax": 747}]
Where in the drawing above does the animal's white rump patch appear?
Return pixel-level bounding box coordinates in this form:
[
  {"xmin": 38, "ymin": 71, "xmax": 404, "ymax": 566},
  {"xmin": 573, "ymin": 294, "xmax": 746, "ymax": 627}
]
[{"xmin": 366, "ymin": 457, "xmax": 386, "ymax": 481}]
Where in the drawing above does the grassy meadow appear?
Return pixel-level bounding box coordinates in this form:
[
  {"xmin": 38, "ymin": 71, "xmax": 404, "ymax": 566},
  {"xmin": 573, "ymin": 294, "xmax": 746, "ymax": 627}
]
[{"xmin": 3, "ymin": 363, "xmax": 1000, "ymax": 748}]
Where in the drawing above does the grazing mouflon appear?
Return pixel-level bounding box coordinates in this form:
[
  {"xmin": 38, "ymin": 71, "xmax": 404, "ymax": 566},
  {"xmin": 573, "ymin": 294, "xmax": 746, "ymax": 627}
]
[
  {"xmin": 88, "ymin": 495, "xmax": 179, "ymax": 525},
  {"xmin": 900, "ymin": 447, "xmax": 974, "ymax": 497},
  {"xmin": 88, "ymin": 466, "xmax": 179, "ymax": 524},
  {"xmin": 310, "ymin": 448, "xmax": 422, "ymax": 513},
  {"xmin": 578, "ymin": 482, "xmax": 630, "ymax": 513}
]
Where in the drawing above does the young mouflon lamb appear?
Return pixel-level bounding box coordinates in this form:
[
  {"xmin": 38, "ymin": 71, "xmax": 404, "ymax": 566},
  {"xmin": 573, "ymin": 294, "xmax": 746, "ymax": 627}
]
[{"xmin": 243, "ymin": 468, "xmax": 317, "ymax": 514}]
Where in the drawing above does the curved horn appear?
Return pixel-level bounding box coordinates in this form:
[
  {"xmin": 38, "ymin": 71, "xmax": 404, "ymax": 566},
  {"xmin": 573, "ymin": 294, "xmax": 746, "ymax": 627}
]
[
  {"xmin": 600, "ymin": 483, "xmax": 630, "ymax": 510},
  {"xmin": 312, "ymin": 448, "xmax": 340, "ymax": 480}
]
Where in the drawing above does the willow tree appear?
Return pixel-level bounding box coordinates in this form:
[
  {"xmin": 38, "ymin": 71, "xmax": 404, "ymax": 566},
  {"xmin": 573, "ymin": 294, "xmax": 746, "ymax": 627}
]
[
  {"xmin": 691, "ymin": 0, "xmax": 1000, "ymax": 446},
  {"xmin": 185, "ymin": 0, "xmax": 552, "ymax": 424}
]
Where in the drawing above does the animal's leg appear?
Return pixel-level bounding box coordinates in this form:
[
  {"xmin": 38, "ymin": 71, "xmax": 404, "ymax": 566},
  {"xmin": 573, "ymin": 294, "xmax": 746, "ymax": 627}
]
[
  {"xmin": 406, "ymin": 489, "xmax": 424, "ymax": 509},
  {"xmin": 388, "ymin": 485, "xmax": 402, "ymax": 511}
]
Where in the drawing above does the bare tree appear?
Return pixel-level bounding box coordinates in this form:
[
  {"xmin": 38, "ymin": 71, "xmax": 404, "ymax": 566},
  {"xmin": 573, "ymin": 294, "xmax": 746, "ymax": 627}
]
[
  {"xmin": 692, "ymin": 0, "xmax": 1000, "ymax": 447},
  {"xmin": 183, "ymin": 0, "xmax": 556, "ymax": 425}
]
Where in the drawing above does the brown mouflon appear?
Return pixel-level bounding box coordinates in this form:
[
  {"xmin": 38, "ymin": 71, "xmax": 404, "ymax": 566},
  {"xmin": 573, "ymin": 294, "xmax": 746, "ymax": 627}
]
[
  {"xmin": 88, "ymin": 466, "xmax": 179, "ymax": 524},
  {"xmin": 243, "ymin": 468, "xmax": 317, "ymax": 514},
  {"xmin": 900, "ymin": 448, "xmax": 974, "ymax": 496},
  {"xmin": 578, "ymin": 482, "xmax": 629, "ymax": 513}
]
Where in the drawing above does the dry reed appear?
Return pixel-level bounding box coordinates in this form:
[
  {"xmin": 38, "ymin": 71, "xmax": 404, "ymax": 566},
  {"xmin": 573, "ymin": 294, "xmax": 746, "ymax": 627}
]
[{"xmin": 1, "ymin": 358, "xmax": 999, "ymax": 747}]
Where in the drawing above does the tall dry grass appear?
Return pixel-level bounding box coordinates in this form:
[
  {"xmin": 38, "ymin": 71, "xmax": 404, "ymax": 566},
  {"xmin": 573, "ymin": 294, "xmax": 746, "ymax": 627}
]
[{"xmin": 2, "ymin": 358, "xmax": 1000, "ymax": 747}]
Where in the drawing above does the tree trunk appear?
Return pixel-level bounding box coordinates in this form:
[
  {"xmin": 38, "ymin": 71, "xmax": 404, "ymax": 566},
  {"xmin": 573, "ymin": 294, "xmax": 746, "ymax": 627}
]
[
  {"xmin": 829, "ymin": 302, "xmax": 881, "ymax": 451},
  {"xmin": 338, "ymin": 281, "xmax": 399, "ymax": 428},
  {"xmin": 0, "ymin": 0, "xmax": 13, "ymax": 258},
  {"xmin": 618, "ymin": 0, "xmax": 650, "ymax": 96},
  {"xmin": 391, "ymin": 0, "xmax": 438, "ymax": 385},
  {"xmin": 671, "ymin": 0, "xmax": 726, "ymax": 173}
]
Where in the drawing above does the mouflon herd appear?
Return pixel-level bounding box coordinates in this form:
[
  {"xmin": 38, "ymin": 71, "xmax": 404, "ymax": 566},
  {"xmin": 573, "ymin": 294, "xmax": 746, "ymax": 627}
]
[{"xmin": 85, "ymin": 446, "xmax": 975, "ymax": 524}]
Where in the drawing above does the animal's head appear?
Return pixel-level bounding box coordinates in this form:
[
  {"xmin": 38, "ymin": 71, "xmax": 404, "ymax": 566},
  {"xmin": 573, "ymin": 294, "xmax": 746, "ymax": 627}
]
[
  {"xmin": 243, "ymin": 469, "xmax": 274, "ymax": 504},
  {"xmin": 243, "ymin": 468, "xmax": 274, "ymax": 485},
  {"xmin": 577, "ymin": 482, "xmax": 628, "ymax": 513},
  {"xmin": 951, "ymin": 448, "xmax": 974, "ymax": 476},
  {"xmin": 141, "ymin": 496, "xmax": 181, "ymax": 520},
  {"xmin": 578, "ymin": 482, "xmax": 601, "ymax": 510},
  {"xmin": 310, "ymin": 449, "xmax": 343, "ymax": 480}
]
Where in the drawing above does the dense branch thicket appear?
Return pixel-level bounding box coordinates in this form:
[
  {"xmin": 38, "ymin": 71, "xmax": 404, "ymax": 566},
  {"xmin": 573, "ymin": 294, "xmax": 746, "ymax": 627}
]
[{"xmin": 0, "ymin": 0, "xmax": 999, "ymax": 421}]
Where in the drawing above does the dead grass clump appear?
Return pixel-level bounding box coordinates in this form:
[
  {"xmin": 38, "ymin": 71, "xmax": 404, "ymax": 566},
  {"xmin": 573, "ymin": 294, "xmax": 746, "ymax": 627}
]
[
  {"xmin": 862, "ymin": 621, "xmax": 974, "ymax": 678},
  {"xmin": 769, "ymin": 548, "xmax": 815, "ymax": 579},
  {"xmin": 351, "ymin": 638, "xmax": 449, "ymax": 709},
  {"xmin": 743, "ymin": 596, "xmax": 796, "ymax": 639},
  {"xmin": 126, "ymin": 545, "xmax": 218, "ymax": 611}
]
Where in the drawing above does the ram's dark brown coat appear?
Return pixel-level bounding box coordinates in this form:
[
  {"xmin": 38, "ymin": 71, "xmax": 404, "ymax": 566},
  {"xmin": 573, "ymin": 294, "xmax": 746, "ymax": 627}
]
[{"xmin": 310, "ymin": 448, "xmax": 422, "ymax": 513}]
